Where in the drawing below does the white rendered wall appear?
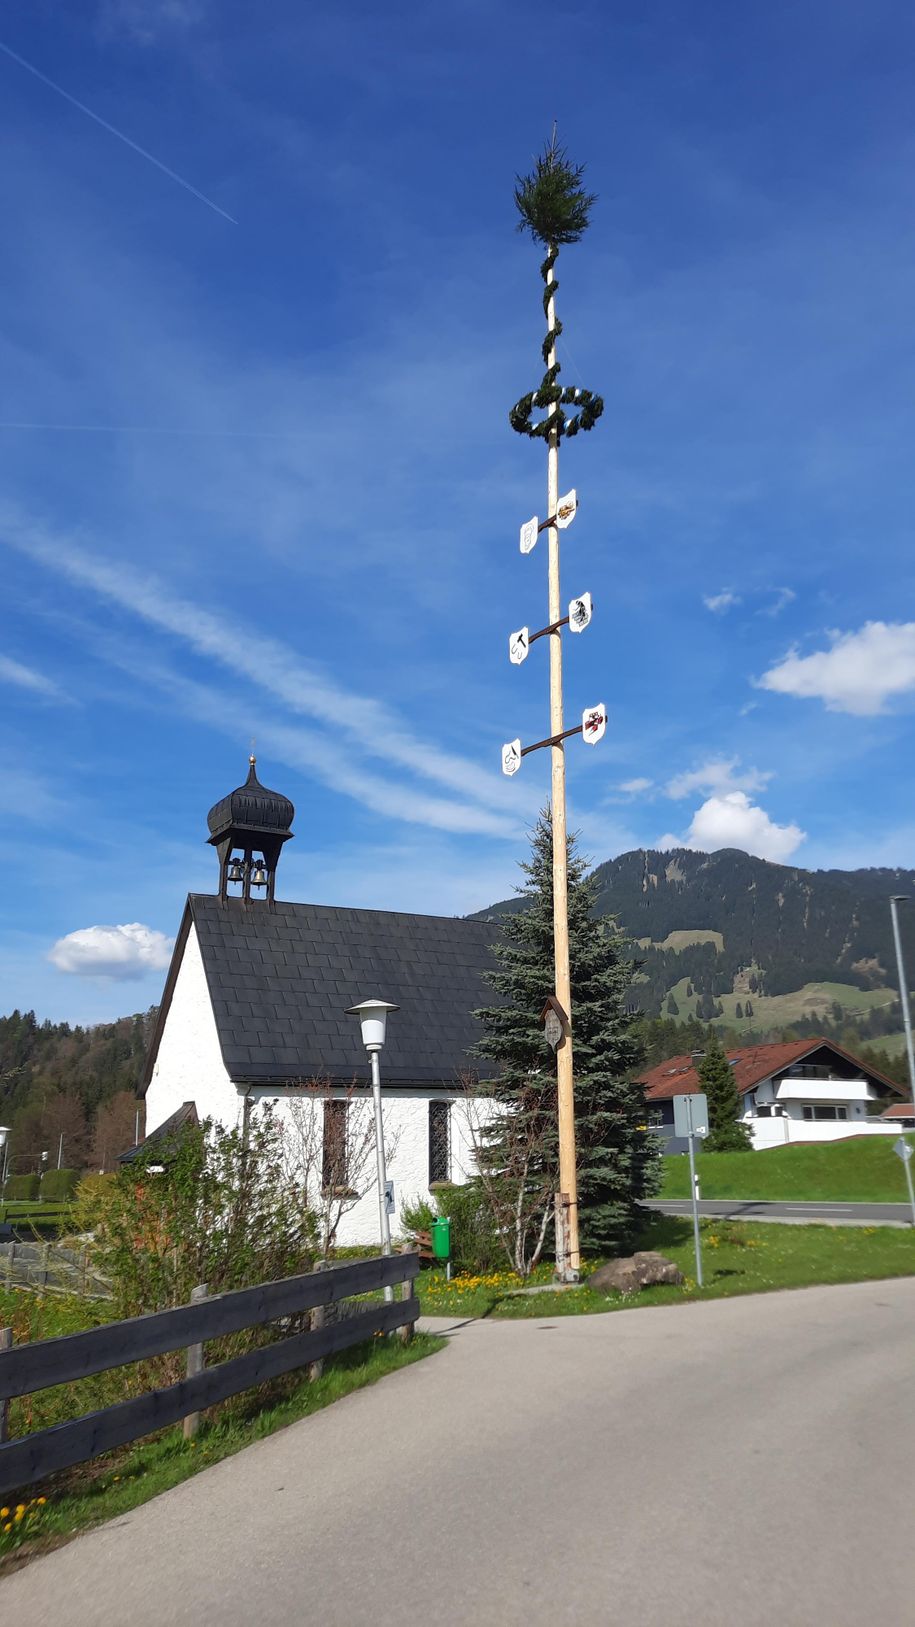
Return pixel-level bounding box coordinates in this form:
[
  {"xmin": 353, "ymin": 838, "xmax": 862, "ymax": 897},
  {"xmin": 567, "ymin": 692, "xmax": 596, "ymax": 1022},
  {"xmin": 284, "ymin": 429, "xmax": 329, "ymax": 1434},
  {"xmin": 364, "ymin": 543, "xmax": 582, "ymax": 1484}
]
[
  {"xmin": 250, "ymin": 1087, "xmax": 497, "ymax": 1249},
  {"xmin": 145, "ymin": 923, "xmax": 241, "ymax": 1136},
  {"xmin": 749, "ymin": 1116, "xmax": 901, "ymax": 1150}
]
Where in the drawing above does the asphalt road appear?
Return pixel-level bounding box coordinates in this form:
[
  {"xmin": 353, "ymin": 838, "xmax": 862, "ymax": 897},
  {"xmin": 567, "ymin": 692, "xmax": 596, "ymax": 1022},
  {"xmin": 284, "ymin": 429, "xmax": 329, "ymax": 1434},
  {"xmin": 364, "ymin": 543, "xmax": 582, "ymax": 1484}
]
[
  {"xmin": 4, "ymin": 1278, "xmax": 915, "ymax": 1626},
  {"xmin": 647, "ymin": 1197, "xmax": 915, "ymax": 1226}
]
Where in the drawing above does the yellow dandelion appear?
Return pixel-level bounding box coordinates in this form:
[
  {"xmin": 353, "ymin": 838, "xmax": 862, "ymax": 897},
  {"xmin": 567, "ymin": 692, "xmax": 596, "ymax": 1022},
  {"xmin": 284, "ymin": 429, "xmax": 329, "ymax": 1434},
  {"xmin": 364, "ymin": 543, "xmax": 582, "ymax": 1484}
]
[
  {"xmin": 37, "ymin": 1496, "xmax": 47, "ymax": 1505},
  {"xmin": 2, "ymin": 1524, "xmax": 11, "ymax": 1535},
  {"xmin": 0, "ymin": 1507, "xmax": 8, "ymax": 1517},
  {"xmin": 15, "ymin": 1505, "xmax": 25, "ymax": 1516}
]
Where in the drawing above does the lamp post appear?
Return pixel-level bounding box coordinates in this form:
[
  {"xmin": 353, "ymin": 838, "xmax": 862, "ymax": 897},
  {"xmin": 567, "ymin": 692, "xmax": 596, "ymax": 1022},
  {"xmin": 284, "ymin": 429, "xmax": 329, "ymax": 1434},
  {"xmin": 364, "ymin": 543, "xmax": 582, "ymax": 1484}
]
[
  {"xmin": 0, "ymin": 1128, "xmax": 10, "ymax": 1199},
  {"xmin": 346, "ymin": 999, "xmax": 399, "ymax": 1301},
  {"xmin": 890, "ymin": 896, "xmax": 915, "ymax": 1114}
]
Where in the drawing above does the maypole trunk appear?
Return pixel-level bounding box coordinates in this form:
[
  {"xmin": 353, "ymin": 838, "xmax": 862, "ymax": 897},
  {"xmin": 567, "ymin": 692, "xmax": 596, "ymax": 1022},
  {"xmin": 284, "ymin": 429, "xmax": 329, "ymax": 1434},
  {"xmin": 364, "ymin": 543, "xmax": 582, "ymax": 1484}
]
[
  {"xmin": 545, "ymin": 251, "xmax": 580, "ymax": 1279},
  {"xmin": 506, "ymin": 133, "xmax": 603, "ymax": 1281}
]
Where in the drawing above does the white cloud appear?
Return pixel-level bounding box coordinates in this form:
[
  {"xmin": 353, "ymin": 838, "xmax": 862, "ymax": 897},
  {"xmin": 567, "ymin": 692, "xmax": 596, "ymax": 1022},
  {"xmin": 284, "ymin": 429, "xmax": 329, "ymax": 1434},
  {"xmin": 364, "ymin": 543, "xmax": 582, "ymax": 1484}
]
[
  {"xmin": 758, "ymin": 621, "xmax": 915, "ymax": 716},
  {"xmin": 99, "ymin": 0, "xmax": 205, "ymax": 42},
  {"xmin": 49, "ymin": 922, "xmax": 174, "ymax": 980},
  {"xmin": 0, "ymin": 653, "xmax": 68, "ymax": 702},
  {"xmin": 760, "ymin": 586, "xmax": 796, "ymax": 618},
  {"xmin": 703, "ymin": 589, "xmax": 741, "ymax": 614},
  {"xmin": 665, "ymin": 756, "xmax": 772, "ymax": 800},
  {"xmin": 658, "ymin": 790, "xmax": 805, "ymax": 864},
  {"xmin": 618, "ymin": 777, "xmax": 653, "ymax": 795}
]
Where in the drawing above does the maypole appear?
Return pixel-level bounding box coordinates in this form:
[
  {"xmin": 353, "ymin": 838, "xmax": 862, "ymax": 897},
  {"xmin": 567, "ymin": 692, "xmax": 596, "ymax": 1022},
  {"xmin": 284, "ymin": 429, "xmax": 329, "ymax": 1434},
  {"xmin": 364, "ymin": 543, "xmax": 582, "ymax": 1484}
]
[{"xmin": 502, "ymin": 133, "xmax": 604, "ymax": 1281}]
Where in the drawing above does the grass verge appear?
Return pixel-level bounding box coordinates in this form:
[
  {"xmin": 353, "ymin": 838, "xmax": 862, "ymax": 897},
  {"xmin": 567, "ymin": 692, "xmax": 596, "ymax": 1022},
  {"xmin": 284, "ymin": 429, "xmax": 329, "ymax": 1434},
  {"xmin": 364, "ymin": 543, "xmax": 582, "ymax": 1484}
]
[
  {"xmin": 417, "ymin": 1212, "xmax": 915, "ymax": 1320},
  {"xmin": 659, "ymin": 1134, "xmax": 915, "ymax": 1204},
  {"xmin": 0, "ymin": 1327, "xmax": 442, "ymax": 1573}
]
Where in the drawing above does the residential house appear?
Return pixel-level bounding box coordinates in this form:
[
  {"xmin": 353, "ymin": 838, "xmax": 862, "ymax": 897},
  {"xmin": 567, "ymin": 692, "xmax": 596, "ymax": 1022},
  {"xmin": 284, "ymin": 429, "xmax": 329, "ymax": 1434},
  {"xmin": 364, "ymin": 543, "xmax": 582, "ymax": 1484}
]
[{"xmin": 640, "ymin": 1038, "xmax": 904, "ymax": 1152}]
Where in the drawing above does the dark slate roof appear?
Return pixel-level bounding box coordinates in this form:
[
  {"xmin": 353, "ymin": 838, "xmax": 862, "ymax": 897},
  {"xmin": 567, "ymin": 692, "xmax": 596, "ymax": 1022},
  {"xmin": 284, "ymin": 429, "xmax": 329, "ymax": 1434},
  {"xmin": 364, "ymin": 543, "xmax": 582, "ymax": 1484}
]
[
  {"xmin": 120, "ymin": 1101, "xmax": 199, "ymax": 1163},
  {"xmin": 143, "ymin": 896, "xmax": 502, "ymax": 1092}
]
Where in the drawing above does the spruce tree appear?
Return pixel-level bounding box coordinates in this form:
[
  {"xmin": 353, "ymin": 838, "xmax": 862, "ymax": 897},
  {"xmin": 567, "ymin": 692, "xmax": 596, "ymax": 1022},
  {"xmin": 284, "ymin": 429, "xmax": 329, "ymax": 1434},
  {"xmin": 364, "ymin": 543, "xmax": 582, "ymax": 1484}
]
[
  {"xmin": 699, "ymin": 1032, "xmax": 752, "ymax": 1152},
  {"xmin": 474, "ymin": 813, "xmax": 661, "ymax": 1264}
]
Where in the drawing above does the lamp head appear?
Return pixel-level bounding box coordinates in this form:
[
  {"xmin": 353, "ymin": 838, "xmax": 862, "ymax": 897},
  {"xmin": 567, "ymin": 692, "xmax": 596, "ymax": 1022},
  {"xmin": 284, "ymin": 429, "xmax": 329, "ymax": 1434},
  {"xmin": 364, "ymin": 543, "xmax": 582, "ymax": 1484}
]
[
  {"xmin": 345, "ymin": 998, "xmax": 400, "ymax": 1054},
  {"xmin": 0, "ymin": 1126, "xmax": 9, "ymax": 1150}
]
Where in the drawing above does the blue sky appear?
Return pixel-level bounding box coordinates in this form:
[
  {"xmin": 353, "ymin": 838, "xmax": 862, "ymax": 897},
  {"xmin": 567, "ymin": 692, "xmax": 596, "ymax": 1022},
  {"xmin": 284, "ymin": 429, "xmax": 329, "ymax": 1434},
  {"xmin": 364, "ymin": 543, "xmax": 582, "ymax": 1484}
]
[{"xmin": 2, "ymin": 0, "xmax": 915, "ymax": 1023}]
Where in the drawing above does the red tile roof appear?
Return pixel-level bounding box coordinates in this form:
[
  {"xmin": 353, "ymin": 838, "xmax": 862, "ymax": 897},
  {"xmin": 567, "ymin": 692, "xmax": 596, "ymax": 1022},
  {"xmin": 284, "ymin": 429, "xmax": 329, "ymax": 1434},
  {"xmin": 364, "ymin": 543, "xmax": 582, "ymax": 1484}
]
[
  {"xmin": 880, "ymin": 1102, "xmax": 915, "ymax": 1119},
  {"xmin": 639, "ymin": 1037, "xmax": 904, "ymax": 1101}
]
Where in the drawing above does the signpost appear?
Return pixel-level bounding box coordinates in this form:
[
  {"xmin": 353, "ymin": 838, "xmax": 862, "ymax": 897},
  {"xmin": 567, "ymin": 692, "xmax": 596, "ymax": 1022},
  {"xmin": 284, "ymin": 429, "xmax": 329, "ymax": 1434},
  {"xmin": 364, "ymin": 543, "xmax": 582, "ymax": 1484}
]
[
  {"xmin": 673, "ymin": 1092, "xmax": 708, "ymax": 1287},
  {"xmin": 893, "ymin": 1136, "xmax": 915, "ymax": 1227}
]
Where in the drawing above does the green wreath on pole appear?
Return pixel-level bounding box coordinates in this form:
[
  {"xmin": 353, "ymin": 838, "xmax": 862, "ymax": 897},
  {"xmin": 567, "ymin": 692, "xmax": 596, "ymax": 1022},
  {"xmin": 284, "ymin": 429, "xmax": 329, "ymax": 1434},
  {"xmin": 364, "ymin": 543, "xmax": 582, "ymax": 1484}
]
[{"xmin": 509, "ymin": 135, "xmax": 604, "ymax": 442}]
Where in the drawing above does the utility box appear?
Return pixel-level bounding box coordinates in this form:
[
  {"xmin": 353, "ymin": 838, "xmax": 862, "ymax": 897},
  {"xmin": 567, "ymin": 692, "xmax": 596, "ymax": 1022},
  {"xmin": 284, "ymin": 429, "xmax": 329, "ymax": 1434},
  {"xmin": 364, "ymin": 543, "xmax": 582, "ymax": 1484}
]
[{"xmin": 431, "ymin": 1216, "xmax": 451, "ymax": 1260}]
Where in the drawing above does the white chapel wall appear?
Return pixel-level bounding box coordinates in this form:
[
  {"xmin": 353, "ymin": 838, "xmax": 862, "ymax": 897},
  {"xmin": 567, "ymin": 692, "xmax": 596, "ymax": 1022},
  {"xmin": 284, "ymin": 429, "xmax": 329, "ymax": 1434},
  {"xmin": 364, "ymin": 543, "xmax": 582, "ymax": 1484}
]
[{"xmin": 145, "ymin": 922, "xmax": 241, "ymax": 1136}]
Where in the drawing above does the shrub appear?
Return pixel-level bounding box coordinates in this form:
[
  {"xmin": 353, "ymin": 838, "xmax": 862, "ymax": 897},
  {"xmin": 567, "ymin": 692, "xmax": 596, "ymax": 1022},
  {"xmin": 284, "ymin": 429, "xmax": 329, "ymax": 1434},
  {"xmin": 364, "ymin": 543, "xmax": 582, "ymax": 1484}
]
[
  {"xmin": 92, "ymin": 1107, "xmax": 317, "ymax": 1317},
  {"xmin": 399, "ymin": 1194, "xmax": 436, "ymax": 1245},
  {"xmin": 39, "ymin": 1168, "xmax": 80, "ymax": 1202},
  {"xmin": 68, "ymin": 1172, "xmax": 118, "ymax": 1236},
  {"xmin": 432, "ymin": 1183, "xmax": 502, "ymax": 1274},
  {"xmin": 3, "ymin": 1175, "xmax": 39, "ymax": 1202}
]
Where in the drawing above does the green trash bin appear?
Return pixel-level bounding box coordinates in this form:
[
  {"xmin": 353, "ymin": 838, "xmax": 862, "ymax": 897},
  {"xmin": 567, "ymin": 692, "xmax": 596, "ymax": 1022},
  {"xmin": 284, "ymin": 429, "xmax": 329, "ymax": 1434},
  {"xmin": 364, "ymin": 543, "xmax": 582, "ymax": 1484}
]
[{"xmin": 431, "ymin": 1216, "xmax": 451, "ymax": 1261}]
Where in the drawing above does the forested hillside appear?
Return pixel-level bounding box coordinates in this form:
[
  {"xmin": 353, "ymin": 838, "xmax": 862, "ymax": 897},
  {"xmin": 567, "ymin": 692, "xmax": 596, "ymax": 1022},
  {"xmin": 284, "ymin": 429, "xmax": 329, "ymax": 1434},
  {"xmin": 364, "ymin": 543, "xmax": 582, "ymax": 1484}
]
[
  {"xmin": 477, "ymin": 847, "xmax": 914, "ymax": 1053},
  {"xmin": 0, "ymin": 1008, "xmax": 155, "ymax": 1175}
]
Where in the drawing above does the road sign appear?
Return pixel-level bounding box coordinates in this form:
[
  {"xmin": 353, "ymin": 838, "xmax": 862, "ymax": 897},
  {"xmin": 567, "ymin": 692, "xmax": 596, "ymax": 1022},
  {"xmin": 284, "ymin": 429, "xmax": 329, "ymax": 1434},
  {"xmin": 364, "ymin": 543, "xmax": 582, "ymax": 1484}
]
[
  {"xmin": 894, "ymin": 1137, "xmax": 913, "ymax": 1163},
  {"xmin": 555, "ymin": 489, "xmax": 577, "ymax": 528},
  {"xmin": 673, "ymin": 1093, "xmax": 709, "ymax": 1139},
  {"xmin": 519, "ymin": 516, "xmax": 538, "ymax": 554},
  {"xmin": 501, "ymin": 738, "xmax": 521, "ymax": 776},
  {"xmin": 384, "ymin": 1180, "xmax": 395, "ymax": 1215},
  {"xmin": 581, "ymin": 703, "xmax": 607, "ymax": 745},
  {"xmin": 509, "ymin": 627, "xmax": 530, "ymax": 665},
  {"xmin": 568, "ymin": 592, "xmax": 592, "ymax": 633}
]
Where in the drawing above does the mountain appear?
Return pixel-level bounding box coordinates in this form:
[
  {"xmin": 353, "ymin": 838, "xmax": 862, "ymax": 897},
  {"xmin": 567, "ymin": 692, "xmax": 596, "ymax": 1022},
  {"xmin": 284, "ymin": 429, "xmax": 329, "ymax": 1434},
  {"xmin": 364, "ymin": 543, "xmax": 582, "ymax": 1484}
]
[{"xmin": 476, "ymin": 847, "xmax": 915, "ymax": 1032}]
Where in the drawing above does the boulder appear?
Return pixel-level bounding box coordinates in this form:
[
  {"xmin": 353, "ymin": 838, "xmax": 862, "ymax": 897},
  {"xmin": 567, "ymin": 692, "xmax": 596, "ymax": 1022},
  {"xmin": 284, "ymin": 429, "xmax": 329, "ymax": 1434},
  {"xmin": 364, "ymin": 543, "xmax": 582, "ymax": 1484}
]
[{"xmin": 589, "ymin": 1250, "xmax": 684, "ymax": 1296}]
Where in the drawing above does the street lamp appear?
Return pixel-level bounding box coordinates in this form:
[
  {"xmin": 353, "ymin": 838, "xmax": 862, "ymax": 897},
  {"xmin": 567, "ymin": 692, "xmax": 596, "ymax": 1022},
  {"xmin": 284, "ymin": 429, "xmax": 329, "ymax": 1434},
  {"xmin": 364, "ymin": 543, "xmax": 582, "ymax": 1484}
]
[
  {"xmin": 346, "ymin": 999, "xmax": 399, "ymax": 1300},
  {"xmin": 0, "ymin": 1127, "xmax": 10, "ymax": 1197},
  {"xmin": 890, "ymin": 897, "xmax": 915, "ymax": 1111}
]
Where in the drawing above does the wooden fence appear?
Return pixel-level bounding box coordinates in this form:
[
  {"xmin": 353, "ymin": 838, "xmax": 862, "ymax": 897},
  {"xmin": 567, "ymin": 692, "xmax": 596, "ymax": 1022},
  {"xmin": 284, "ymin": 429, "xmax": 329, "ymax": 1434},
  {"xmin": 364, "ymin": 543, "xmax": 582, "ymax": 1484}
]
[{"xmin": 0, "ymin": 1251, "xmax": 419, "ymax": 1499}]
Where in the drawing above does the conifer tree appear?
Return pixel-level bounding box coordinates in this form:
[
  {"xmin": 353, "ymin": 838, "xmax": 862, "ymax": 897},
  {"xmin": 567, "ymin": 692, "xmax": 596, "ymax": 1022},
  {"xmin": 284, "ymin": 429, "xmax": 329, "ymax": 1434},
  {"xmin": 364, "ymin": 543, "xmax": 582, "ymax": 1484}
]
[
  {"xmin": 699, "ymin": 1032, "xmax": 752, "ymax": 1151},
  {"xmin": 473, "ymin": 813, "xmax": 661, "ymax": 1266}
]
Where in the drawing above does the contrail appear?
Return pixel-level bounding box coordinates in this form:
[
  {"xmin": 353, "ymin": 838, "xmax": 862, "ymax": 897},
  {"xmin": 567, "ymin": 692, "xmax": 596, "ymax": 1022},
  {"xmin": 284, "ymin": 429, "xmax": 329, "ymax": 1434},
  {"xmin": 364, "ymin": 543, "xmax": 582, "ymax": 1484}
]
[
  {"xmin": 0, "ymin": 423, "xmax": 302, "ymax": 438},
  {"xmin": 0, "ymin": 40, "xmax": 237, "ymax": 224}
]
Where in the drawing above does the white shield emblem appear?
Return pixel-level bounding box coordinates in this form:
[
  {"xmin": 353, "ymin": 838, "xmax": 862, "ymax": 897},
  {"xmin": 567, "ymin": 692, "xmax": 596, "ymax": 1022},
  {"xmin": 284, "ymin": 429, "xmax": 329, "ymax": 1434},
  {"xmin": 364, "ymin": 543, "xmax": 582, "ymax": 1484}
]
[
  {"xmin": 519, "ymin": 516, "xmax": 538, "ymax": 554},
  {"xmin": 568, "ymin": 592, "xmax": 592, "ymax": 633},
  {"xmin": 582, "ymin": 704, "xmax": 607, "ymax": 745},
  {"xmin": 508, "ymin": 627, "xmax": 530, "ymax": 665},
  {"xmin": 501, "ymin": 738, "xmax": 522, "ymax": 776},
  {"xmin": 556, "ymin": 489, "xmax": 577, "ymax": 529}
]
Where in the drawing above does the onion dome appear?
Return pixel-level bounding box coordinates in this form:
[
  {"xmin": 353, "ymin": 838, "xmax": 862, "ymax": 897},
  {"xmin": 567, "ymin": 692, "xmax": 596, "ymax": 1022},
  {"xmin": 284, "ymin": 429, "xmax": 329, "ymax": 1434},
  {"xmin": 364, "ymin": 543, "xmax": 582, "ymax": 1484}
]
[{"xmin": 207, "ymin": 756, "xmax": 294, "ymax": 842}]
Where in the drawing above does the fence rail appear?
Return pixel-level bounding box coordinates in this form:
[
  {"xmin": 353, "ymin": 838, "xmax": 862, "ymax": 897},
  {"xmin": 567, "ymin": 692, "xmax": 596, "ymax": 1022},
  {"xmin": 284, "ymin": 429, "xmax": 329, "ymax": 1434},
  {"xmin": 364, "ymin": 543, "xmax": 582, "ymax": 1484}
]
[{"xmin": 0, "ymin": 1251, "xmax": 419, "ymax": 1498}]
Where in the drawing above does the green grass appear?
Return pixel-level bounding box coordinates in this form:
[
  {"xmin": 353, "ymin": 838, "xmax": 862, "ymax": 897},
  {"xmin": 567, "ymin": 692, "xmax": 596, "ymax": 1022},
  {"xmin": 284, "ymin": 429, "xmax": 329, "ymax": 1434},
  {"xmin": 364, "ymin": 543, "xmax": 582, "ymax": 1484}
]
[
  {"xmin": 0, "ymin": 1314, "xmax": 442, "ymax": 1570},
  {"xmin": 659, "ymin": 1134, "xmax": 915, "ymax": 1203},
  {"xmin": 664, "ymin": 975, "xmax": 899, "ymax": 1032},
  {"xmin": 0, "ymin": 1202, "xmax": 71, "ymax": 1229},
  {"xmin": 416, "ymin": 1213, "xmax": 915, "ymax": 1320}
]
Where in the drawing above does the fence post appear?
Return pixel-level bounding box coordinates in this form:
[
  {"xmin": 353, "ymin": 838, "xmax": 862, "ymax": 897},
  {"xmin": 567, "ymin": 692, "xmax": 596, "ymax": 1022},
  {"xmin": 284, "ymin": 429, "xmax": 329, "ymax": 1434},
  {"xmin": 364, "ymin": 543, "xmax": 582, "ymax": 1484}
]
[
  {"xmin": 0, "ymin": 1327, "xmax": 11, "ymax": 1445},
  {"xmin": 40, "ymin": 1243, "xmax": 50, "ymax": 1290},
  {"xmin": 182, "ymin": 1283, "xmax": 209, "ymax": 1441},
  {"xmin": 399, "ymin": 1244, "xmax": 417, "ymax": 1345},
  {"xmin": 80, "ymin": 1246, "xmax": 89, "ymax": 1297},
  {"xmin": 2, "ymin": 1244, "xmax": 10, "ymax": 1293},
  {"xmin": 308, "ymin": 1260, "xmax": 327, "ymax": 1383}
]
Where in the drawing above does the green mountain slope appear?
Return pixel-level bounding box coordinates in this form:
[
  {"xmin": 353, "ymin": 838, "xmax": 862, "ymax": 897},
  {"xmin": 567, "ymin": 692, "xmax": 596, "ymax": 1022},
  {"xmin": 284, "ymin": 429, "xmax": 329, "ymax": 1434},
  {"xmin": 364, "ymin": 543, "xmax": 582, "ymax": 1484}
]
[{"xmin": 476, "ymin": 847, "xmax": 914, "ymax": 1023}]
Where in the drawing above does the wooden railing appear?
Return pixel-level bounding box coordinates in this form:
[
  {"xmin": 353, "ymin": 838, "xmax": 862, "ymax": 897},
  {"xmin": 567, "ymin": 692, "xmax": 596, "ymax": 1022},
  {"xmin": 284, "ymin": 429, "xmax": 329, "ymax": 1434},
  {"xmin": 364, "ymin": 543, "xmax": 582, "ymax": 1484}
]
[{"xmin": 0, "ymin": 1251, "xmax": 420, "ymax": 1498}]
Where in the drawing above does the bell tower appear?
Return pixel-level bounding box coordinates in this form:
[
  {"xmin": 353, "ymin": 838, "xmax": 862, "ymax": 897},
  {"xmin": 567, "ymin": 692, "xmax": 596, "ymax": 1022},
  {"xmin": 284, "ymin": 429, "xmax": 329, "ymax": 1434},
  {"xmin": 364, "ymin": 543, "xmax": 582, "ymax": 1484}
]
[{"xmin": 206, "ymin": 756, "xmax": 294, "ymax": 903}]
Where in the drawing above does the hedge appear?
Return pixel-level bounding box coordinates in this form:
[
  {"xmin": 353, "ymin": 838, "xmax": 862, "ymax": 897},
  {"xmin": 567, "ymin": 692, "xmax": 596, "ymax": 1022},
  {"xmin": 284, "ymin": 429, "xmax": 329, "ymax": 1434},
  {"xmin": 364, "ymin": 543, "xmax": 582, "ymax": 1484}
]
[
  {"xmin": 40, "ymin": 1167, "xmax": 80, "ymax": 1202},
  {"xmin": 3, "ymin": 1174, "xmax": 40, "ymax": 1201}
]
